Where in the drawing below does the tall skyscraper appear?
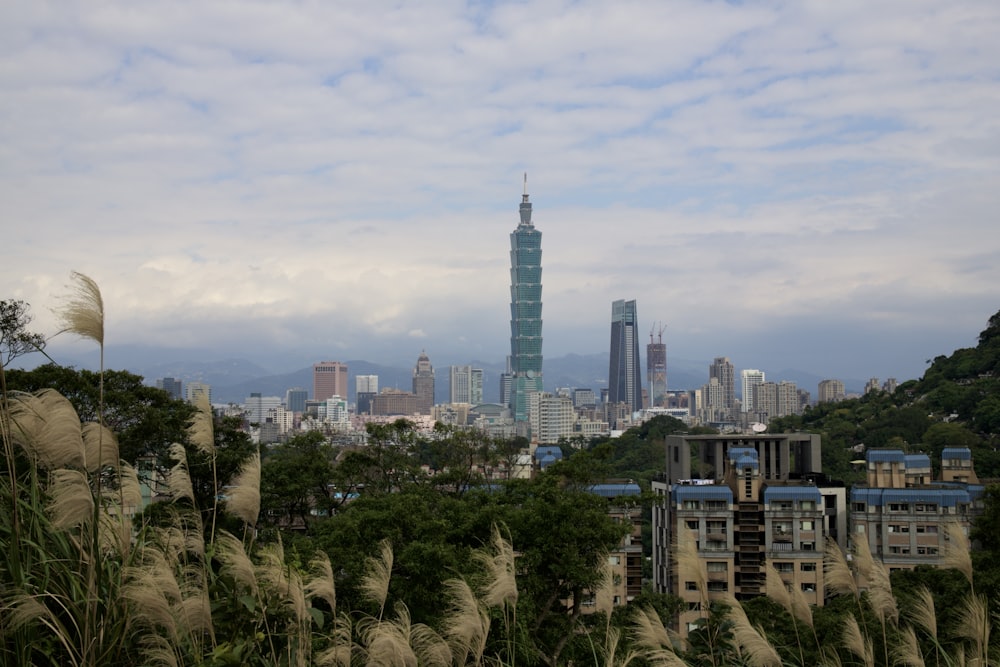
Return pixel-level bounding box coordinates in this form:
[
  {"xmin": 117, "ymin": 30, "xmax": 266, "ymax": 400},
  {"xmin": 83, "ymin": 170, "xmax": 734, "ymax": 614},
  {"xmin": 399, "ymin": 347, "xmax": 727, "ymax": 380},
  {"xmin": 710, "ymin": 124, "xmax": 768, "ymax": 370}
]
[
  {"xmin": 185, "ymin": 381, "xmax": 211, "ymax": 406},
  {"xmin": 647, "ymin": 324, "xmax": 667, "ymax": 407},
  {"xmin": 609, "ymin": 299, "xmax": 642, "ymax": 413},
  {"xmin": 313, "ymin": 361, "xmax": 348, "ymax": 402},
  {"xmin": 709, "ymin": 357, "xmax": 736, "ymax": 418},
  {"xmin": 740, "ymin": 369, "xmax": 765, "ymax": 413},
  {"xmin": 412, "ymin": 350, "xmax": 435, "ymax": 415},
  {"xmin": 285, "ymin": 387, "xmax": 308, "ymax": 413},
  {"xmin": 508, "ymin": 175, "xmax": 543, "ymax": 422},
  {"xmin": 817, "ymin": 379, "xmax": 845, "ymax": 403}
]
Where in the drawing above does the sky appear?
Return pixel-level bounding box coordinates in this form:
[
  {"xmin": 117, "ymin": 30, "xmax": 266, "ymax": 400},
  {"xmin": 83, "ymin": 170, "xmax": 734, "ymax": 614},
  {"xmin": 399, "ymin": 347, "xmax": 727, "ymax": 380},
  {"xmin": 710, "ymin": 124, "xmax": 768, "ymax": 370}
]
[{"xmin": 2, "ymin": 0, "xmax": 999, "ymax": 383}]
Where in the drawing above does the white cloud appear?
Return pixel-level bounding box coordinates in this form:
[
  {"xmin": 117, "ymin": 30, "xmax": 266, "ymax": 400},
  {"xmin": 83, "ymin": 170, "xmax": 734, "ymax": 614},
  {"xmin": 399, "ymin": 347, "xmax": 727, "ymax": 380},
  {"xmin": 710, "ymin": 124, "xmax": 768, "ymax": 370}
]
[{"xmin": 2, "ymin": 0, "xmax": 999, "ymax": 382}]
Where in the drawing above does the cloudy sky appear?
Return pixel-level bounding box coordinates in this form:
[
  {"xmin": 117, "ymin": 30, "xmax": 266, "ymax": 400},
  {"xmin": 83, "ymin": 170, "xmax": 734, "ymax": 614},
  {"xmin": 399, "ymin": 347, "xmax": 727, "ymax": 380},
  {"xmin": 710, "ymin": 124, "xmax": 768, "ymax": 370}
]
[{"xmin": 3, "ymin": 0, "xmax": 999, "ymax": 383}]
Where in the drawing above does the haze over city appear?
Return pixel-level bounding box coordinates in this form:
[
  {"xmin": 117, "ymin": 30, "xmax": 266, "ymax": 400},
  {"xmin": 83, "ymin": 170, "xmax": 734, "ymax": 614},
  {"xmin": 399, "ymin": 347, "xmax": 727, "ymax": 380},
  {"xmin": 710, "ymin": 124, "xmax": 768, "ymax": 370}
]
[{"xmin": 3, "ymin": 1, "xmax": 999, "ymax": 382}]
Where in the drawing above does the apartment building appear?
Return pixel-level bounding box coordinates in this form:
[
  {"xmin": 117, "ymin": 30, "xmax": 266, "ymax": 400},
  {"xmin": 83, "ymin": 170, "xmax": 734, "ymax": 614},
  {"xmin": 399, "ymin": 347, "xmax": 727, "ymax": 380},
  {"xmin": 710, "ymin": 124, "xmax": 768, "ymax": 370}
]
[
  {"xmin": 651, "ymin": 433, "xmax": 845, "ymax": 637},
  {"xmin": 850, "ymin": 447, "xmax": 983, "ymax": 573}
]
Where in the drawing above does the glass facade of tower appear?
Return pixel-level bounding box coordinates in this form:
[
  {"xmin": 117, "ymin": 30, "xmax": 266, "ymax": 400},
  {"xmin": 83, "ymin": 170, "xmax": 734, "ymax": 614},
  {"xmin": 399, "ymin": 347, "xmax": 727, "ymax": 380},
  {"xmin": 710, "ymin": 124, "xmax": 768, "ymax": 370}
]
[
  {"xmin": 509, "ymin": 186, "xmax": 543, "ymax": 422},
  {"xmin": 609, "ymin": 299, "xmax": 642, "ymax": 413}
]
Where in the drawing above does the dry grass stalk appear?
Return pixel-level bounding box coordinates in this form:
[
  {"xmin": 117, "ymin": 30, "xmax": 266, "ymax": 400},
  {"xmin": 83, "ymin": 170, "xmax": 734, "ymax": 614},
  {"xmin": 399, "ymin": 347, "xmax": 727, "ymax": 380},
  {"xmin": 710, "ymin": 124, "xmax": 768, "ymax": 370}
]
[
  {"xmin": 676, "ymin": 528, "xmax": 708, "ymax": 607},
  {"xmin": 48, "ymin": 468, "xmax": 95, "ymax": 530},
  {"xmin": 603, "ymin": 626, "xmax": 640, "ymax": 667},
  {"xmin": 410, "ymin": 622, "xmax": 451, "ymax": 667},
  {"xmin": 893, "ymin": 625, "xmax": 926, "ymax": 667},
  {"xmin": 119, "ymin": 461, "xmax": 144, "ymax": 511},
  {"xmin": 137, "ymin": 633, "xmax": 180, "ymax": 667},
  {"xmin": 214, "ymin": 530, "xmax": 259, "ymax": 595},
  {"xmin": 314, "ymin": 614, "xmax": 354, "ymax": 667},
  {"xmin": 225, "ymin": 449, "xmax": 261, "ymax": 526},
  {"xmin": 441, "ymin": 578, "xmax": 489, "ymax": 665},
  {"xmin": 98, "ymin": 510, "xmax": 132, "ymax": 557},
  {"xmin": 57, "ymin": 271, "xmax": 104, "ymax": 346},
  {"xmin": 122, "ymin": 549, "xmax": 182, "ymax": 644},
  {"xmin": 256, "ymin": 541, "xmax": 290, "ymax": 599},
  {"xmin": 359, "ymin": 601, "xmax": 419, "ymax": 667},
  {"xmin": 906, "ymin": 586, "xmax": 938, "ymax": 641},
  {"xmin": 81, "ymin": 422, "xmax": 118, "ymax": 473},
  {"xmin": 8, "ymin": 389, "xmax": 85, "ymax": 469},
  {"xmin": 630, "ymin": 606, "xmax": 686, "ymax": 667},
  {"xmin": 866, "ymin": 561, "xmax": 898, "ymax": 626},
  {"xmin": 726, "ymin": 597, "xmax": 782, "ymax": 667},
  {"xmin": 362, "ymin": 539, "xmax": 394, "ymax": 617},
  {"xmin": 842, "ymin": 615, "xmax": 874, "ymax": 667},
  {"xmin": 942, "ymin": 521, "xmax": 974, "ymax": 586},
  {"xmin": 167, "ymin": 443, "xmax": 195, "ymax": 504},
  {"xmin": 305, "ymin": 552, "xmax": 337, "ymax": 614},
  {"xmin": 852, "ymin": 537, "xmax": 876, "ymax": 590},
  {"xmin": 765, "ymin": 563, "xmax": 792, "ymax": 615},
  {"xmin": 473, "ymin": 523, "xmax": 518, "ymax": 609},
  {"xmin": 188, "ymin": 393, "xmax": 215, "ymax": 456},
  {"xmin": 955, "ymin": 592, "xmax": 990, "ymax": 664}
]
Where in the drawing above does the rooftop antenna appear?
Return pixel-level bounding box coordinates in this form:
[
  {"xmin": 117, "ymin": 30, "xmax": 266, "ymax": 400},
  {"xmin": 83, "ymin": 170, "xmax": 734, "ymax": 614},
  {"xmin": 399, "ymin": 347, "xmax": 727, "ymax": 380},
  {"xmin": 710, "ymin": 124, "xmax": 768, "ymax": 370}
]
[{"xmin": 523, "ymin": 172, "xmax": 528, "ymax": 195}]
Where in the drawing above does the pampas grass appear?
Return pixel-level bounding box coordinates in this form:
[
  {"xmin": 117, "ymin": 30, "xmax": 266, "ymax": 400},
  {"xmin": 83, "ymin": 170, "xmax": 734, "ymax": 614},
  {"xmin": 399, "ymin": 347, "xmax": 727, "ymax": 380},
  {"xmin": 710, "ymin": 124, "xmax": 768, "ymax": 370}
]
[
  {"xmin": 631, "ymin": 606, "xmax": 686, "ymax": 667},
  {"xmin": 225, "ymin": 449, "xmax": 261, "ymax": 527},
  {"xmin": 48, "ymin": 468, "xmax": 95, "ymax": 530},
  {"xmin": 362, "ymin": 538, "xmax": 395, "ymax": 619},
  {"xmin": 56, "ymin": 272, "xmax": 104, "ymax": 347},
  {"xmin": 725, "ymin": 597, "xmax": 782, "ymax": 667},
  {"xmin": 441, "ymin": 578, "xmax": 490, "ymax": 666}
]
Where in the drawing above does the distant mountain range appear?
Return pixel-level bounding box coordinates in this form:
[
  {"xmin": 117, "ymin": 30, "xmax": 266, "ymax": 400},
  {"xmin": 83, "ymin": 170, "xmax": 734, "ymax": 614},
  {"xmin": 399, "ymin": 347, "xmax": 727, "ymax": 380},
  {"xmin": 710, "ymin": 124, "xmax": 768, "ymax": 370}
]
[{"xmin": 124, "ymin": 354, "xmax": 866, "ymax": 405}]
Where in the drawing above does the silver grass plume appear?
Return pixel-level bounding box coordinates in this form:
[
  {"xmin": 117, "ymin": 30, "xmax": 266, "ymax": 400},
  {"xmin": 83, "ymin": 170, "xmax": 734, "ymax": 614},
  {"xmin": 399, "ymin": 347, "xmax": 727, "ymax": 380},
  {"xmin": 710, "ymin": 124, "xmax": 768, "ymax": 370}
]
[
  {"xmin": 603, "ymin": 626, "xmax": 640, "ymax": 667},
  {"xmin": 225, "ymin": 449, "xmax": 261, "ymax": 526},
  {"xmin": 942, "ymin": 521, "xmax": 974, "ymax": 586},
  {"xmin": 955, "ymin": 592, "xmax": 991, "ymax": 665},
  {"xmin": 676, "ymin": 527, "xmax": 708, "ymax": 608},
  {"xmin": 893, "ymin": 625, "xmax": 926, "ymax": 667},
  {"xmin": 57, "ymin": 271, "xmax": 104, "ymax": 346},
  {"xmin": 121, "ymin": 548, "xmax": 182, "ymax": 644},
  {"xmin": 441, "ymin": 578, "xmax": 490, "ymax": 666},
  {"xmin": 824, "ymin": 537, "xmax": 858, "ymax": 598},
  {"xmin": 305, "ymin": 552, "xmax": 337, "ymax": 615},
  {"xmin": 359, "ymin": 600, "xmax": 419, "ymax": 667},
  {"xmin": 8, "ymin": 389, "xmax": 85, "ymax": 470},
  {"xmin": 842, "ymin": 615, "xmax": 874, "ymax": 667},
  {"xmin": 256, "ymin": 541, "xmax": 290, "ymax": 599},
  {"xmin": 167, "ymin": 443, "xmax": 195, "ymax": 504},
  {"xmin": 630, "ymin": 606, "xmax": 686, "ymax": 667},
  {"xmin": 214, "ymin": 530, "xmax": 259, "ymax": 595},
  {"xmin": 119, "ymin": 461, "xmax": 144, "ymax": 512},
  {"xmin": 81, "ymin": 421, "xmax": 118, "ymax": 473},
  {"xmin": 906, "ymin": 586, "xmax": 938, "ymax": 641},
  {"xmin": 410, "ymin": 622, "xmax": 451, "ymax": 667},
  {"xmin": 188, "ymin": 393, "xmax": 215, "ymax": 456},
  {"xmin": 48, "ymin": 468, "xmax": 95, "ymax": 530},
  {"xmin": 362, "ymin": 539, "xmax": 394, "ymax": 618},
  {"xmin": 725, "ymin": 597, "xmax": 782, "ymax": 667},
  {"xmin": 314, "ymin": 614, "xmax": 354, "ymax": 667},
  {"xmin": 473, "ymin": 523, "xmax": 518, "ymax": 609}
]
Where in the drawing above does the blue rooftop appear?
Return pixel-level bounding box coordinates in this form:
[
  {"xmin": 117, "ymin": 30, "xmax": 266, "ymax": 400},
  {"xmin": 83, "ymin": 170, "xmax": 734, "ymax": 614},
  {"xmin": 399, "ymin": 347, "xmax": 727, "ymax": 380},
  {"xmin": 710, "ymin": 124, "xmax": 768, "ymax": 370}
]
[
  {"xmin": 729, "ymin": 447, "xmax": 759, "ymax": 470},
  {"xmin": 588, "ymin": 483, "xmax": 642, "ymax": 498},
  {"xmin": 763, "ymin": 486, "xmax": 822, "ymax": 504},
  {"xmin": 904, "ymin": 454, "xmax": 931, "ymax": 469},
  {"xmin": 942, "ymin": 447, "xmax": 973, "ymax": 460},
  {"xmin": 851, "ymin": 487, "xmax": 972, "ymax": 507},
  {"xmin": 867, "ymin": 450, "xmax": 906, "ymax": 463},
  {"xmin": 674, "ymin": 485, "xmax": 733, "ymax": 503}
]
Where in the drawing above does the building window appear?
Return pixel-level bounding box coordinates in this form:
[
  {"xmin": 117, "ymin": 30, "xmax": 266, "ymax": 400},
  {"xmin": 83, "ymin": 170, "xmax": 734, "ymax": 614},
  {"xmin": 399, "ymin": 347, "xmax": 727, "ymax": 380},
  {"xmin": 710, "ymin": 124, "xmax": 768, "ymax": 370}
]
[
  {"xmin": 773, "ymin": 522, "xmax": 792, "ymax": 536},
  {"xmin": 856, "ymin": 524, "xmax": 866, "ymax": 533},
  {"xmin": 706, "ymin": 500, "xmax": 727, "ymax": 510},
  {"xmin": 801, "ymin": 583, "xmax": 816, "ymax": 593},
  {"xmin": 852, "ymin": 502, "xmax": 866, "ymax": 512},
  {"xmin": 889, "ymin": 546, "xmax": 911, "ymax": 554},
  {"xmin": 683, "ymin": 501, "xmax": 699, "ymax": 510},
  {"xmin": 705, "ymin": 540, "xmax": 727, "ymax": 552},
  {"xmin": 608, "ymin": 555, "xmax": 621, "ymax": 565},
  {"xmin": 707, "ymin": 581, "xmax": 728, "ymax": 593},
  {"xmin": 775, "ymin": 562, "xmax": 794, "ymax": 574},
  {"xmin": 917, "ymin": 547, "xmax": 940, "ymax": 555},
  {"xmin": 800, "ymin": 562, "xmax": 817, "ymax": 572},
  {"xmin": 915, "ymin": 503, "xmax": 938, "ymax": 513},
  {"xmin": 688, "ymin": 602, "xmax": 702, "ymax": 611},
  {"xmin": 800, "ymin": 520, "xmax": 815, "ymax": 531},
  {"xmin": 686, "ymin": 520, "xmax": 699, "ymax": 531},
  {"xmin": 801, "ymin": 542, "xmax": 815, "ymax": 551},
  {"xmin": 916, "ymin": 525, "xmax": 938, "ymax": 534},
  {"xmin": 889, "ymin": 503, "xmax": 909, "ymax": 512},
  {"xmin": 774, "ymin": 501, "xmax": 793, "ymax": 510},
  {"xmin": 800, "ymin": 500, "xmax": 816, "ymax": 511},
  {"xmin": 888, "ymin": 524, "xmax": 909, "ymax": 533},
  {"xmin": 685, "ymin": 581, "xmax": 698, "ymax": 591},
  {"xmin": 707, "ymin": 562, "xmax": 728, "ymax": 573}
]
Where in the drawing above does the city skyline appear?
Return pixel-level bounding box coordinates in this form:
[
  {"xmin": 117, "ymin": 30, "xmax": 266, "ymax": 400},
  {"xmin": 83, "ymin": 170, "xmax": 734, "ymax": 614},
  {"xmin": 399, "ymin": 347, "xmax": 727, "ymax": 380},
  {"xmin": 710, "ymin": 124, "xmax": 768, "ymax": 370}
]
[{"xmin": 3, "ymin": 2, "xmax": 999, "ymax": 384}]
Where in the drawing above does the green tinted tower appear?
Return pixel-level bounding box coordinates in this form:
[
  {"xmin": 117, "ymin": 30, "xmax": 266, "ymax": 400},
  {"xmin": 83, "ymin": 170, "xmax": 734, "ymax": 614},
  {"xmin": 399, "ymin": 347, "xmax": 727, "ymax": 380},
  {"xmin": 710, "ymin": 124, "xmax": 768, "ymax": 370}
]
[{"xmin": 509, "ymin": 174, "xmax": 543, "ymax": 422}]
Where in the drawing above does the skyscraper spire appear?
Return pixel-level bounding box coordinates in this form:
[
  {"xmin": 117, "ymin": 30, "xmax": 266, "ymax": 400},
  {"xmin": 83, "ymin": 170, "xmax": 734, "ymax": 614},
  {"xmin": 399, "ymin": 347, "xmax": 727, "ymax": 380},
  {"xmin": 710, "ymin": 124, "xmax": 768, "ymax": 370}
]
[{"xmin": 519, "ymin": 172, "xmax": 533, "ymax": 226}]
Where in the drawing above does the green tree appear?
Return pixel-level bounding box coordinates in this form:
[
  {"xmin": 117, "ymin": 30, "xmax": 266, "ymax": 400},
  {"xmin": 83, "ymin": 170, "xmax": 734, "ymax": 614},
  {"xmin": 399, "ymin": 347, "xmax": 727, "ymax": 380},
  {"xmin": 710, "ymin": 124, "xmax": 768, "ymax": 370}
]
[
  {"xmin": 0, "ymin": 299, "xmax": 46, "ymax": 366},
  {"xmin": 259, "ymin": 430, "xmax": 340, "ymax": 531}
]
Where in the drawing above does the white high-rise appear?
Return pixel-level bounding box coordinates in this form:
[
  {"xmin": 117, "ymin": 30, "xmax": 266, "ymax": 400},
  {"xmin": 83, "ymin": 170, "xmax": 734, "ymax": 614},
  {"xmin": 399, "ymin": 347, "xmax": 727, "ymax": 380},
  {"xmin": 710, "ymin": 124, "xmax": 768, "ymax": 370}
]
[{"xmin": 740, "ymin": 369, "xmax": 766, "ymax": 413}]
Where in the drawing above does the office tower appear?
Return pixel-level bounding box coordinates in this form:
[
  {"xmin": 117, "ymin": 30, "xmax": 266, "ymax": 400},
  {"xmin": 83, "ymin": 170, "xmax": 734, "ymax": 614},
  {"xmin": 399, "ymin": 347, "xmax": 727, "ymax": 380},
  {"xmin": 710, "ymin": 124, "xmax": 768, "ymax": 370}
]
[
  {"xmin": 740, "ymin": 369, "xmax": 765, "ymax": 413},
  {"xmin": 412, "ymin": 350, "xmax": 435, "ymax": 415},
  {"xmin": 356, "ymin": 375, "xmax": 378, "ymax": 394},
  {"xmin": 883, "ymin": 378, "xmax": 898, "ymax": 393},
  {"xmin": 244, "ymin": 393, "xmax": 282, "ymax": 424},
  {"xmin": 817, "ymin": 379, "xmax": 845, "ymax": 404},
  {"xmin": 608, "ymin": 299, "xmax": 642, "ymax": 414},
  {"xmin": 156, "ymin": 377, "xmax": 183, "ymax": 399},
  {"xmin": 313, "ymin": 361, "xmax": 348, "ymax": 402},
  {"xmin": 449, "ymin": 365, "xmax": 484, "ymax": 404},
  {"xmin": 508, "ymin": 175, "xmax": 544, "ymax": 422},
  {"xmin": 709, "ymin": 357, "xmax": 736, "ymax": 418},
  {"xmin": 371, "ymin": 389, "xmax": 418, "ymax": 416},
  {"xmin": 865, "ymin": 377, "xmax": 880, "ymax": 395},
  {"xmin": 185, "ymin": 382, "xmax": 211, "ymax": 406},
  {"xmin": 285, "ymin": 387, "xmax": 308, "ymax": 413},
  {"xmin": 647, "ymin": 324, "xmax": 667, "ymax": 407}
]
